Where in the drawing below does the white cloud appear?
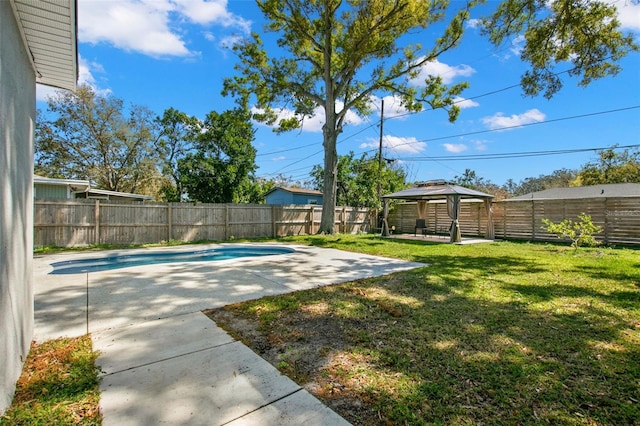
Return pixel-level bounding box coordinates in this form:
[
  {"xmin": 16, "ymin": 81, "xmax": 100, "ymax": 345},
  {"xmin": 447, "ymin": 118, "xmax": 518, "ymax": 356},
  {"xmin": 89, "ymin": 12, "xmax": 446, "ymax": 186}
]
[
  {"xmin": 252, "ymin": 101, "xmax": 365, "ymax": 133},
  {"xmin": 481, "ymin": 108, "xmax": 546, "ymax": 130},
  {"xmin": 360, "ymin": 135, "xmax": 426, "ymax": 155},
  {"xmin": 616, "ymin": 2, "xmax": 640, "ymax": 31},
  {"xmin": 443, "ymin": 143, "xmax": 467, "ymax": 153},
  {"xmin": 35, "ymin": 84, "xmax": 59, "ymax": 102},
  {"xmin": 36, "ymin": 56, "xmax": 111, "ymax": 102},
  {"xmin": 368, "ymin": 94, "xmax": 412, "ymax": 119},
  {"xmin": 218, "ymin": 34, "xmax": 245, "ymax": 49},
  {"xmin": 466, "ymin": 18, "xmax": 481, "ymax": 29},
  {"xmin": 453, "ymin": 96, "xmax": 479, "ymax": 109},
  {"xmin": 78, "ymin": 57, "xmax": 112, "ymax": 96},
  {"xmin": 271, "ymin": 156, "xmax": 286, "ymax": 162},
  {"xmin": 473, "ymin": 140, "xmax": 489, "ymax": 151},
  {"xmin": 78, "ymin": 0, "xmax": 250, "ymax": 57},
  {"xmin": 509, "ymin": 35, "xmax": 526, "ymax": 56},
  {"xmin": 412, "ymin": 59, "xmax": 476, "ymax": 85},
  {"xmin": 172, "ymin": 0, "xmax": 250, "ymax": 31}
]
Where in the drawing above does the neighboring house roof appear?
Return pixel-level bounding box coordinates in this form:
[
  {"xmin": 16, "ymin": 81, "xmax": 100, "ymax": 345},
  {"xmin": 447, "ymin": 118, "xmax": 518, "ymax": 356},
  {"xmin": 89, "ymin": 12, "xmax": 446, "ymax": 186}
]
[
  {"xmin": 383, "ymin": 180, "xmax": 493, "ymax": 200},
  {"xmin": 34, "ymin": 175, "xmax": 153, "ymax": 201},
  {"xmin": 508, "ymin": 183, "xmax": 640, "ymax": 201},
  {"xmin": 10, "ymin": 0, "xmax": 78, "ymax": 91},
  {"xmin": 34, "ymin": 175, "xmax": 90, "ymax": 192},
  {"xmin": 79, "ymin": 188, "xmax": 154, "ymax": 201},
  {"xmin": 265, "ymin": 187, "xmax": 323, "ymax": 196}
]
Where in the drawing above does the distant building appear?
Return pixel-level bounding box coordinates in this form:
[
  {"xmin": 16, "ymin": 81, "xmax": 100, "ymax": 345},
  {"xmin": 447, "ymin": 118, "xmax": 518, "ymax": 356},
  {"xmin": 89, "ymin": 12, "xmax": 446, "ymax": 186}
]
[
  {"xmin": 508, "ymin": 183, "xmax": 640, "ymax": 201},
  {"xmin": 265, "ymin": 187, "xmax": 323, "ymax": 205},
  {"xmin": 34, "ymin": 175, "xmax": 154, "ymax": 202},
  {"xmin": 33, "ymin": 176, "xmax": 90, "ymax": 199}
]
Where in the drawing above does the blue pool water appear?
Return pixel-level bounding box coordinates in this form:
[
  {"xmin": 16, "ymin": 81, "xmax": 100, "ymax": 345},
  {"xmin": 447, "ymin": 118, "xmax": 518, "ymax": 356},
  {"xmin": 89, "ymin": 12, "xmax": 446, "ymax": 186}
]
[{"xmin": 49, "ymin": 245, "xmax": 296, "ymax": 275}]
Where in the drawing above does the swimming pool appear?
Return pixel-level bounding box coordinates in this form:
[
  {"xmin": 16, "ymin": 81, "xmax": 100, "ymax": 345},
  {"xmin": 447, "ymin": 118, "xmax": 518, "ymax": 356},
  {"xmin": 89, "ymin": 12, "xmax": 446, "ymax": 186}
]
[{"xmin": 49, "ymin": 245, "xmax": 296, "ymax": 275}]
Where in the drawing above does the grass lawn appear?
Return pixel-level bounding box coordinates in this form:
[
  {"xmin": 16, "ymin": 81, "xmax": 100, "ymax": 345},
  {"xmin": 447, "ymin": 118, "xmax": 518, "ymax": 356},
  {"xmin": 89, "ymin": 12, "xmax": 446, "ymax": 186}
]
[
  {"xmin": 0, "ymin": 336, "xmax": 101, "ymax": 425},
  {"xmin": 208, "ymin": 235, "xmax": 640, "ymax": 425}
]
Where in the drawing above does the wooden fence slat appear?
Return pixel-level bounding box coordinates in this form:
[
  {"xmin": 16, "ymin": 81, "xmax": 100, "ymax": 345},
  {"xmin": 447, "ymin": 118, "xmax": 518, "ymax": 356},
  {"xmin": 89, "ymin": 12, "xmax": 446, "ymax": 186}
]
[
  {"xmin": 33, "ymin": 199, "xmax": 377, "ymax": 247},
  {"xmin": 32, "ymin": 197, "xmax": 640, "ymax": 247},
  {"xmin": 388, "ymin": 197, "xmax": 640, "ymax": 245}
]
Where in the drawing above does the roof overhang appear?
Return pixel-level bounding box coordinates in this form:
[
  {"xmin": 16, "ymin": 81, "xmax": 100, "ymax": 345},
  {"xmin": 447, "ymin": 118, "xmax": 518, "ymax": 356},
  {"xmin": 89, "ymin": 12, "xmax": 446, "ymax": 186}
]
[
  {"xmin": 84, "ymin": 188, "xmax": 155, "ymax": 201},
  {"xmin": 383, "ymin": 181, "xmax": 493, "ymax": 201},
  {"xmin": 266, "ymin": 187, "xmax": 323, "ymax": 196},
  {"xmin": 33, "ymin": 175, "xmax": 90, "ymax": 191},
  {"xmin": 10, "ymin": 0, "xmax": 78, "ymax": 91}
]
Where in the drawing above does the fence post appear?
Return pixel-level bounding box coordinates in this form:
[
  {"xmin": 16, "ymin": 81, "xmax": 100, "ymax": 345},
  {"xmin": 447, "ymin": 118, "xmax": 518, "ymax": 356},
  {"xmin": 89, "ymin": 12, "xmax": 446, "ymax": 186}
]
[
  {"xmin": 502, "ymin": 202, "xmax": 507, "ymax": 239},
  {"xmin": 167, "ymin": 203, "xmax": 172, "ymax": 242},
  {"xmin": 94, "ymin": 199, "xmax": 100, "ymax": 245},
  {"xmin": 604, "ymin": 198, "xmax": 610, "ymax": 244},
  {"xmin": 225, "ymin": 204, "xmax": 230, "ymax": 240},
  {"xmin": 342, "ymin": 206, "xmax": 347, "ymax": 233},
  {"xmin": 271, "ymin": 205, "xmax": 277, "ymax": 238},
  {"xmin": 531, "ymin": 200, "xmax": 536, "ymax": 240},
  {"xmin": 309, "ymin": 206, "xmax": 314, "ymax": 235}
]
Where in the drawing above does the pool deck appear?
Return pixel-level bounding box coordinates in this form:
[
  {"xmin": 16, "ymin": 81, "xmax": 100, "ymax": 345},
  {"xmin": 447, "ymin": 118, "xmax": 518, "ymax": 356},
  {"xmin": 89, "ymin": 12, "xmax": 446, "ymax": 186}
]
[{"xmin": 33, "ymin": 243, "xmax": 425, "ymax": 425}]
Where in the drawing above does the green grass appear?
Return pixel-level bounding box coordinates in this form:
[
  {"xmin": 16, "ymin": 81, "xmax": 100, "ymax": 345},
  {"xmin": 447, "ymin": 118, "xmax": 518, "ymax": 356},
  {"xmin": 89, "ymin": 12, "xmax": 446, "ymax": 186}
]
[
  {"xmin": 211, "ymin": 235, "xmax": 640, "ymax": 425},
  {"xmin": 0, "ymin": 336, "xmax": 101, "ymax": 426}
]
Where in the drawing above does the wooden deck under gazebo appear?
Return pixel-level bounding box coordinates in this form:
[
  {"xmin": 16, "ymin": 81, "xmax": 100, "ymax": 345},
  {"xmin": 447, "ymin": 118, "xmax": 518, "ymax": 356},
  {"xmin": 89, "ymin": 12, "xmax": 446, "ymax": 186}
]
[{"xmin": 381, "ymin": 180, "xmax": 495, "ymax": 243}]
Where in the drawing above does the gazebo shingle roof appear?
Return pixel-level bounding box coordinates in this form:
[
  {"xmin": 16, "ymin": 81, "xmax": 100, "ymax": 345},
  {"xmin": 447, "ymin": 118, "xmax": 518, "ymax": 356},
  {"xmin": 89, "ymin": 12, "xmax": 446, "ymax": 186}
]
[{"xmin": 383, "ymin": 180, "xmax": 493, "ymax": 200}]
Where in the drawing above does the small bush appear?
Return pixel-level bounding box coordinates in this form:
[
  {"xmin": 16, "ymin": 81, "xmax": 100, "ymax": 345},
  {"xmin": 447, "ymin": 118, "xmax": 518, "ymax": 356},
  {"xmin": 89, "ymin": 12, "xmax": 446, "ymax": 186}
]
[{"xmin": 542, "ymin": 212, "xmax": 602, "ymax": 250}]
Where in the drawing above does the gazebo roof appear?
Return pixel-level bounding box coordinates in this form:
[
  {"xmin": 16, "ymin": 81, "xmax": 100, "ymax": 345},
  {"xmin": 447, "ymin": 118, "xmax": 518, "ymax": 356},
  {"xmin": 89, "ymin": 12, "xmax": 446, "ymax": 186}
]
[{"xmin": 383, "ymin": 180, "xmax": 493, "ymax": 200}]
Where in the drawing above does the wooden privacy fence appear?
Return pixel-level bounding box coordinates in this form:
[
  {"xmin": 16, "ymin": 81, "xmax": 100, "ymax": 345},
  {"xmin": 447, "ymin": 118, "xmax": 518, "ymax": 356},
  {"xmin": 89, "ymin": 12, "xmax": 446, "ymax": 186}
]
[
  {"xmin": 388, "ymin": 197, "xmax": 640, "ymax": 245},
  {"xmin": 34, "ymin": 199, "xmax": 374, "ymax": 247}
]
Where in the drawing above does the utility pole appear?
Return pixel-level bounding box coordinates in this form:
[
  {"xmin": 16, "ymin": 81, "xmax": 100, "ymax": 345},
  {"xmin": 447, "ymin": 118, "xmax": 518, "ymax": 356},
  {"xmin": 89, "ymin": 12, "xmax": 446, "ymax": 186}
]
[{"xmin": 377, "ymin": 99, "xmax": 384, "ymax": 202}]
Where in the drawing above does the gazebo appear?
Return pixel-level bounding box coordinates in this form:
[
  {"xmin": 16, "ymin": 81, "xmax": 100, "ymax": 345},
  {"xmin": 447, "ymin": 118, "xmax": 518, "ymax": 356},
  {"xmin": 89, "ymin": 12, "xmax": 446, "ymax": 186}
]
[{"xmin": 381, "ymin": 180, "xmax": 494, "ymax": 243}]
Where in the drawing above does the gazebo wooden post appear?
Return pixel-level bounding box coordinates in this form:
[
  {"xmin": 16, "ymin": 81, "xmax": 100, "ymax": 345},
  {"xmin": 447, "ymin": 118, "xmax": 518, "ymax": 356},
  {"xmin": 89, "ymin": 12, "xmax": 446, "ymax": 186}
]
[
  {"xmin": 484, "ymin": 199, "xmax": 495, "ymax": 240},
  {"xmin": 382, "ymin": 180, "xmax": 494, "ymax": 242},
  {"xmin": 447, "ymin": 194, "xmax": 462, "ymax": 243},
  {"xmin": 381, "ymin": 199, "xmax": 390, "ymax": 236}
]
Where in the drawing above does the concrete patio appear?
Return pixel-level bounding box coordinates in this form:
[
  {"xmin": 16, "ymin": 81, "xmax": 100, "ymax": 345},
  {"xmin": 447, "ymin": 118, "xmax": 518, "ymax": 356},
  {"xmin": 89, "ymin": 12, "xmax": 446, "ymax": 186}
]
[{"xmin": 33, "ymin": 243, "xmax": 425, "ymax": 425}]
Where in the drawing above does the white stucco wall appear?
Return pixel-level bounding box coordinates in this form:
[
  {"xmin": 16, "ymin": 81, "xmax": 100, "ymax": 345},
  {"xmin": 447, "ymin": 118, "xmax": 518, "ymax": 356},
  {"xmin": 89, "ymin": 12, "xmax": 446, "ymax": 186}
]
[{"xmin": 0, "ymin": 1, "xmax": 36, "ymax": 413}]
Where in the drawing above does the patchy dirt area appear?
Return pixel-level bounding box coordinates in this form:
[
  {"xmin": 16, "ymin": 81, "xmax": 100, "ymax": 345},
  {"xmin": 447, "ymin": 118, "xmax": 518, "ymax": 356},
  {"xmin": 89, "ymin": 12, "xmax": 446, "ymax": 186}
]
[{"xmin": 204, "ymin": 303, "xmax": 387, "ymax": 425}]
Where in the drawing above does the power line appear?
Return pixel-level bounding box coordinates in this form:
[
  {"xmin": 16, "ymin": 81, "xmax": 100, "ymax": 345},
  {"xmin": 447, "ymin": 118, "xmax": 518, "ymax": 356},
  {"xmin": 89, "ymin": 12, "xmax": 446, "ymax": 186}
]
[
  {"xmin": 395, "ymin": 143, "xmax": 640, "ymax": 162},
  {"xmin": 263, "ymin": 105, "xmax": 639, "ymax": 177},
  {"xmin": 256, "ymin": 54, "xmax": 635, "ymax": 177},
  {"xmin": 385, "ymin": 105, "xmax": 640, "ymax": 149}
]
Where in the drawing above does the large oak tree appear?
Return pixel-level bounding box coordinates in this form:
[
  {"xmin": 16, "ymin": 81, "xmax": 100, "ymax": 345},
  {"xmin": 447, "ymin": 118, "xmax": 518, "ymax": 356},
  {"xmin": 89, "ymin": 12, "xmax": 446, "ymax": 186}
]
[
  {"xmin": 35, "ymin": 84, "xmax": 159, "ymax": 194},
  {"xmin": 223, "ymin": 0, "xmax": 637, "ymax": 234},
  {"xmin": 177, "ymin": 109, "xmax": 257, "ymax": 203}
]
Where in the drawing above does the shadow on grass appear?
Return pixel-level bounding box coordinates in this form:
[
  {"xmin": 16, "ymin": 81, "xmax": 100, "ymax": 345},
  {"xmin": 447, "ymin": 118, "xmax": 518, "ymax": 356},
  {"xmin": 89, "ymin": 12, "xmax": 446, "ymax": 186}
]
[
  {"xmin": 215, "ymin": 248, "xmax": 640, "ymax": 425},
  {"xmin": 573, "ymin": 263, "xmax": 640, "ymax": 283}
]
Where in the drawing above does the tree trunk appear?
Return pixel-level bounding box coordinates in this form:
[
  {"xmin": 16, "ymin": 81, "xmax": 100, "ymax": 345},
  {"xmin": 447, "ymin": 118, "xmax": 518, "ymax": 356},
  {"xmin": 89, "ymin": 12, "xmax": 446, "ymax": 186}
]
[
  {"xmin": 319, "ymin": 11, "xmax": 338, "ymax": 235},
  {"xmin": 319, "ymin": 114, "xmax": 338, "ymax": 234}
]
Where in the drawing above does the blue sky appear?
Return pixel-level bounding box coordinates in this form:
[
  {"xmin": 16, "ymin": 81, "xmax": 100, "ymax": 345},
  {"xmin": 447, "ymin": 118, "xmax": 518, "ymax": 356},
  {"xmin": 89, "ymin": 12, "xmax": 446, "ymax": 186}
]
[{"xmin": 36, "ymin": 0, "xmax": 640, "ymax": 187}]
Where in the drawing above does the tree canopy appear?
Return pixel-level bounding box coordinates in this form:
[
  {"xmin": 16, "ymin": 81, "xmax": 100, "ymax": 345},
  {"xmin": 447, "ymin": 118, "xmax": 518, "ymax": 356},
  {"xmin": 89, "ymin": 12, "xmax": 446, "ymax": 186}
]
[
  {"xmin": 154, "ymin": 108, "xmax": 200, "ymax": 201},
  {"xmin": 310, "ymin": 152, "xmax": 408, "ymax": 208},
  {"xmin": 224, "ymin": 0, "xmax": 637, "ymax": 233},
  {"xmin": 35, "ymin": 87, "xmax": 260, "ymax": 203},
  {"xmin": 574, "ymin": 146, "xmax": 640, "ymax": 185},
  {"xmin": 35, "ymin": 84, "xmax": 158, "ymax": 194},
  {"xmin": 177, "ymin": 109, "xmax": 257, "ymax": 203},
  {"xmin": 224, "ymin": 0, "xmax": 474, "ymax": 232}
]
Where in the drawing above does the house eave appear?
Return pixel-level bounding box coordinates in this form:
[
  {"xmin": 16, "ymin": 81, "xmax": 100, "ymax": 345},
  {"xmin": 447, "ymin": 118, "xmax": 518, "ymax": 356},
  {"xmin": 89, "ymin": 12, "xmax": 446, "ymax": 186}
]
[{"xmin": 10, "ymin": 0, "xmax": 78, "ymax": 92}]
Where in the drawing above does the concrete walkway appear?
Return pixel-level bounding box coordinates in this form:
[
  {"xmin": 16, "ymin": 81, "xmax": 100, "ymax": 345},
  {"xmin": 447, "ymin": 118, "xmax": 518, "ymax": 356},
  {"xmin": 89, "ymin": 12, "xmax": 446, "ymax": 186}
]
[{"xmin": 33, "ymin": 243, "xmax": 425, "ymax": 425}]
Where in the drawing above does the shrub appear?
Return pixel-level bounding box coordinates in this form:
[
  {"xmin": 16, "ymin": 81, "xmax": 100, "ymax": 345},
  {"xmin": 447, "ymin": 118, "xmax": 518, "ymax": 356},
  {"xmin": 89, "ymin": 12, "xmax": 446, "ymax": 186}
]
[{"xmin": 542, "ymin": 212, "xmax": 602, "ymax": 250}]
